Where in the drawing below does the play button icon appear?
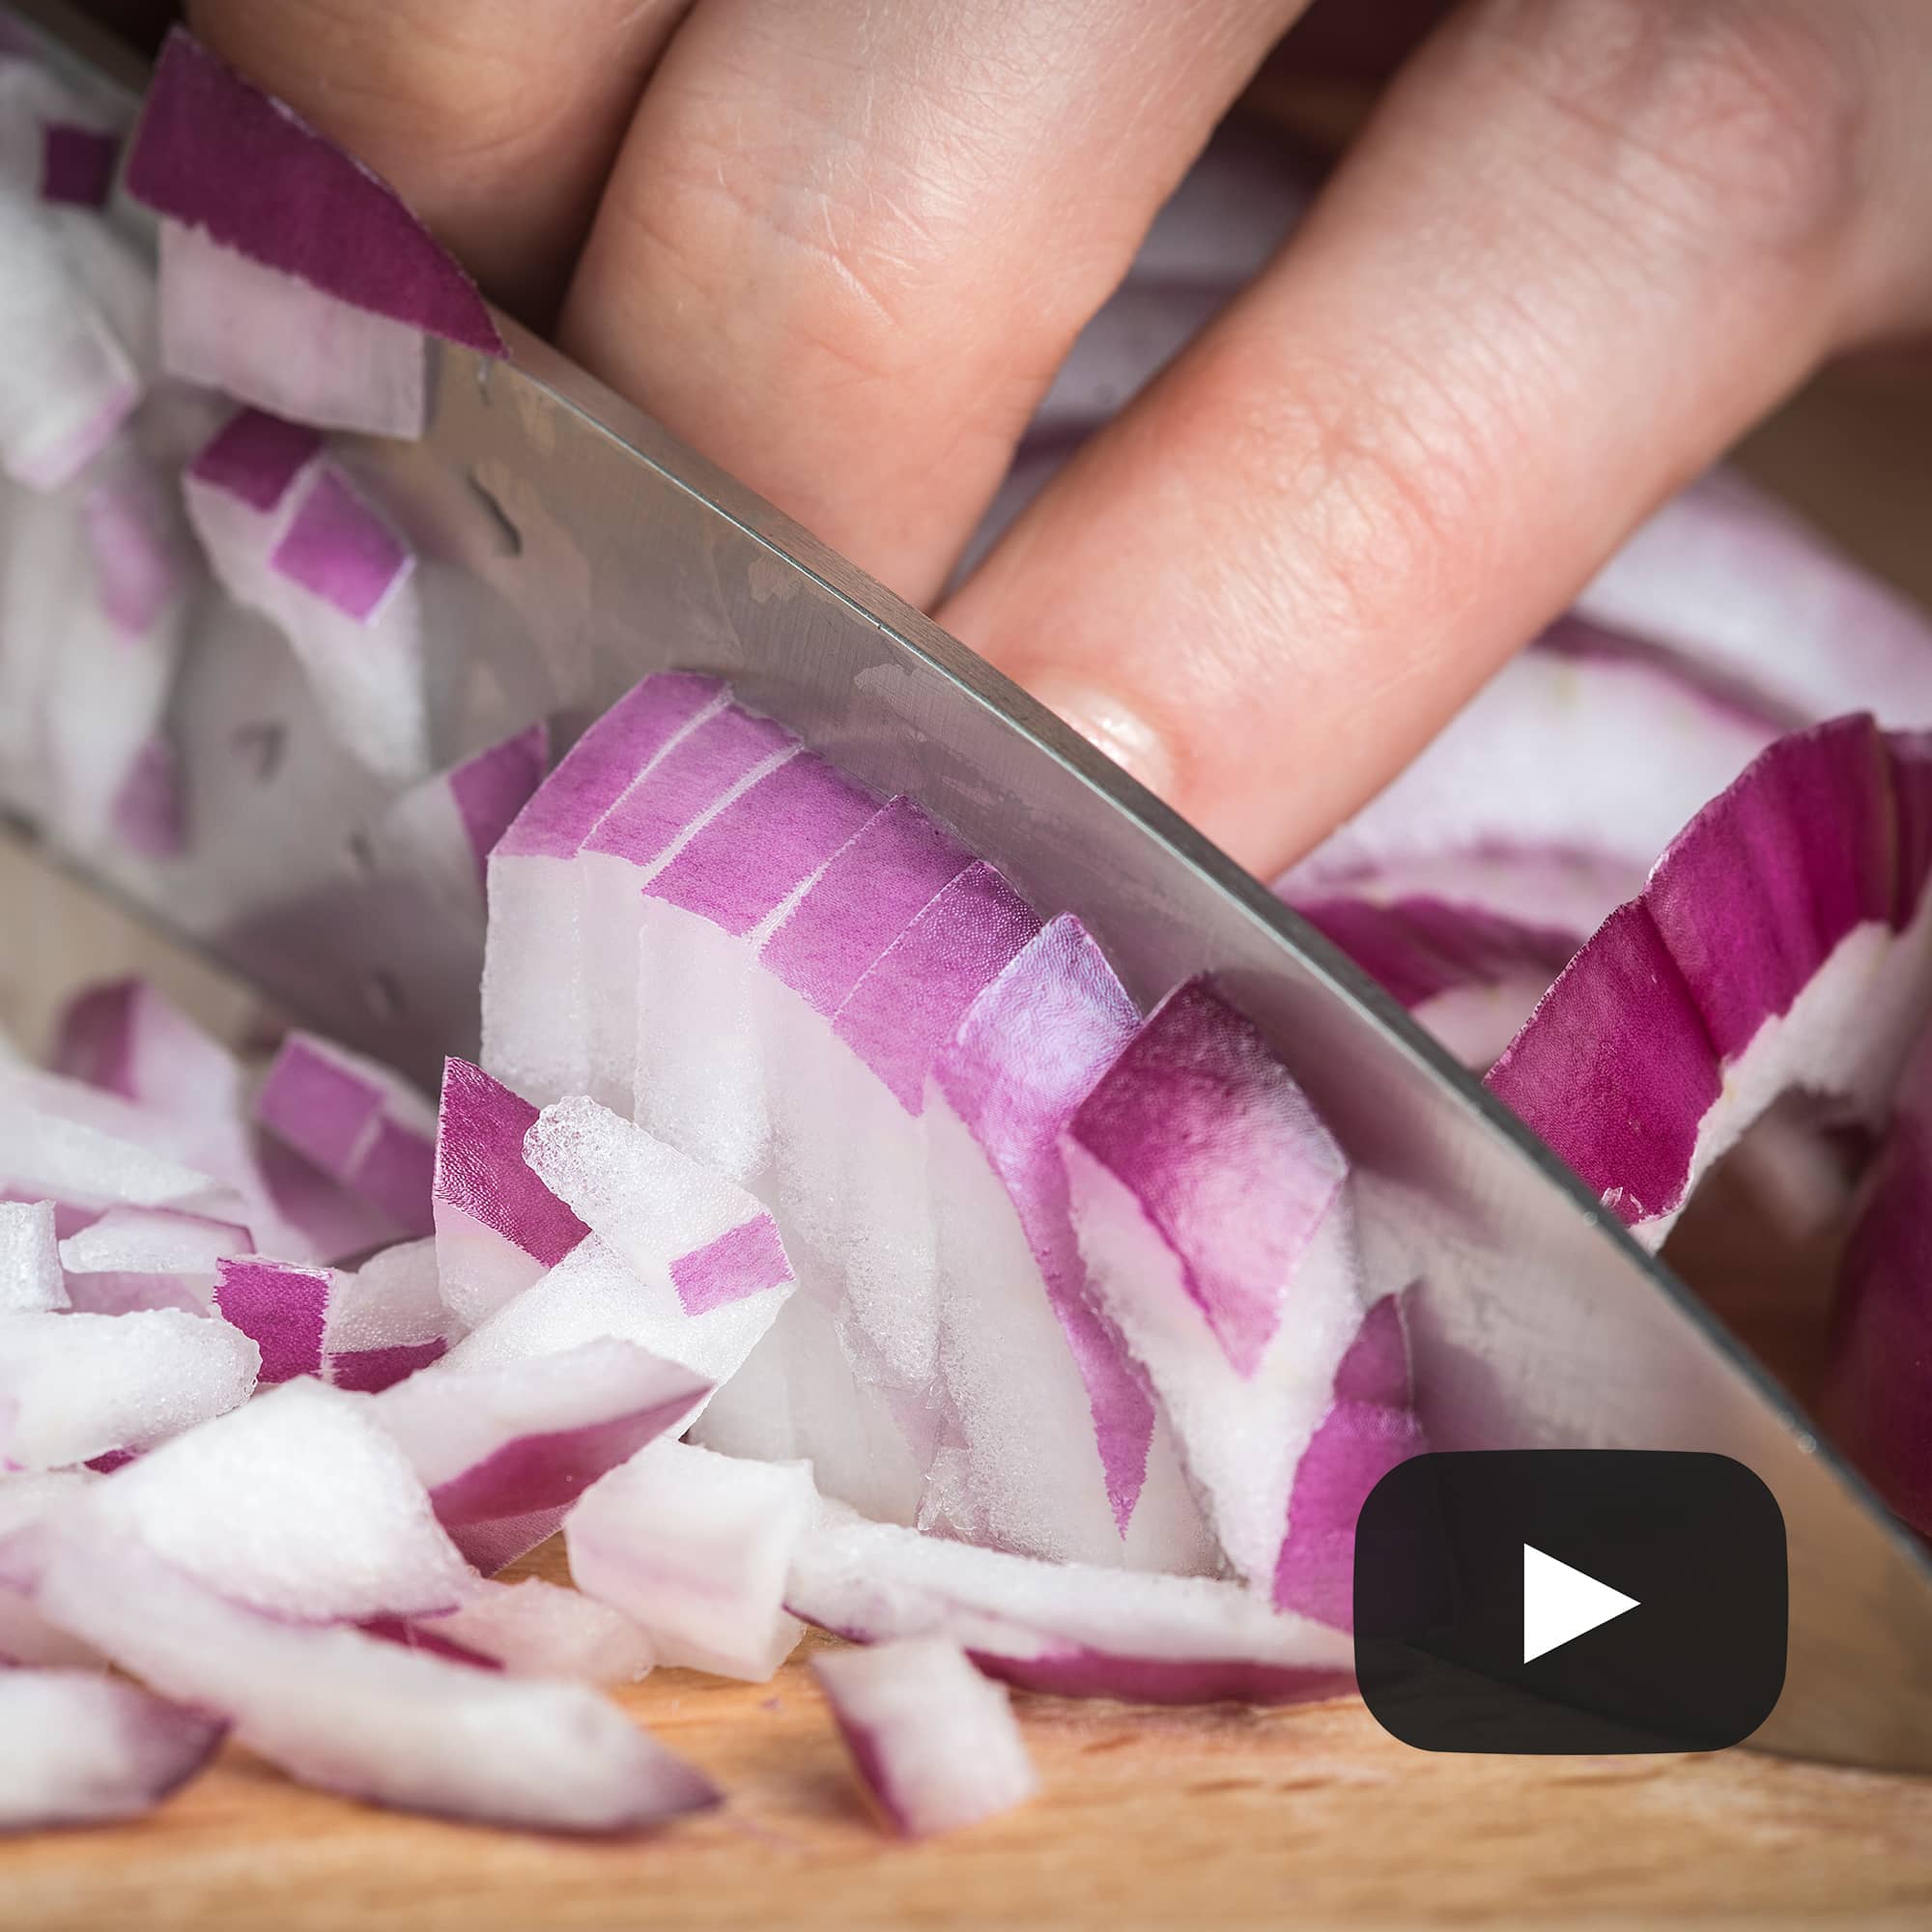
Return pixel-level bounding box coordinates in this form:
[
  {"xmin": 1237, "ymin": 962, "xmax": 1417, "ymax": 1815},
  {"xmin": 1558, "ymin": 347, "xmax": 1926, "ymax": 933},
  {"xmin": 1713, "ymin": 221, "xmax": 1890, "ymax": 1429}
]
[
  {"xmin": 1520, "ymin": 1545, "xmax": 1638, "ymax": 1663},
  {"xmin": 1353, "ymin": 1451, "xmax": 1786, "ymax": 1754}
]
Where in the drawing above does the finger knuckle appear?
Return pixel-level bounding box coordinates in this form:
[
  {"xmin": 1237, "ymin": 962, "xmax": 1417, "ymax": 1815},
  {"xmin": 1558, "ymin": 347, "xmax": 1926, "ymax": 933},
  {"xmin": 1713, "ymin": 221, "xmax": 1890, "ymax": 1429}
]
[{"xmin": 1483, "ymin": 0, "xmax": 1871, "ymax": 259}]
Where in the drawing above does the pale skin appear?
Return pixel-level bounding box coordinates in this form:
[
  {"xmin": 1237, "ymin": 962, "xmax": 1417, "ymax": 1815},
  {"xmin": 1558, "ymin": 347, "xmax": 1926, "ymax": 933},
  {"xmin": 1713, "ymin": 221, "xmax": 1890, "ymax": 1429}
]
[{"xmin": 162, "ymin": 1, "xmax": 1932, "ymax": 877}]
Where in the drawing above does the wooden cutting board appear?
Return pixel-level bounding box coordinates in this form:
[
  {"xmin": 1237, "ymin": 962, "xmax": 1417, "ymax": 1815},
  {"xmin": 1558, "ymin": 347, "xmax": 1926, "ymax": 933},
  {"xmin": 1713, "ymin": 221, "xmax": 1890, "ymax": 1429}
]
[{"xmin": 6, "ymin": 372, "xmax": 1932, "ymax": 1928}]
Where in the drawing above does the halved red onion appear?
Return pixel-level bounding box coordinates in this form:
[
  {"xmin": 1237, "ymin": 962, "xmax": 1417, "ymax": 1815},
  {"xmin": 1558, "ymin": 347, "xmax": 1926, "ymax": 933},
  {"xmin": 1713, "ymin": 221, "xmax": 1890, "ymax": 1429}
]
[
  {"xmin": 432, "ymin": 1057, "xmax": 586, "ymax": 1329},
  {"xmin": 1293, "ymin": 896, "xmax": 1579, "ymax": 1071},
  {"xmin": 482, "ymin": 671, "xmax": 724, "ymax": 1103},
  {"xmin": 184, "ymin": 415, "xmax": 426, "ymax": 779},
  {"xmin": 1578, "ymin": 469, "xmax": 1932, "ymax": 727},
  {"xmin": 1063, "ymin": 979, "xmax": 1366, "ymax": 1601},
  {"xmin": 1822, "ymin": 1032, "xmax": 1932, "ymax": 1535},
  {"xmin": 32, "ymin": 1533, "xmax": 717, "ymax": 1833},
  {"xmin": 812, "ymin": 1636, "xmax": 1037, "ymax": 1837},
  {"xmin": 370, "ymin": 1335, "xmax": 707, "ymax": 1531},
  {"xmin": 127, "ymin": 30, "xmax": 501, "ymax": 437},
  {"xmin": 1281, "ymin": 628, "xmax": 1781, "ymax": 937},
  {"xmin": 0, "ymin": 1198, "xmax": 66, "ymax": 1312},
  {"xmin": 254, "ymin": 1032, "xmax": 437, "ymax": 1239},
  {"xmin": 787, "ymin": 1504, "xmax": 1354, "ymax": 1705},
  {"xmin": 1489, "ymin": 716, "xmax": 1932, "ymax": 1247},
  {"xmin": 83, "ymin": 1377, "xmax": 470, "ymax": 1619},
  {"xmin": 411, "ymin": 1578, "xmax": 655, "ymax": 1686},
  {"xmin": 566, "ymin": 1439, "xmax": 813, "ymax": 1681},
  {"xmin": 0, "ymin": 1305, "xmax": 257, "ymax": 1469},
  {"xmin": 0, "ymin": 1669, "xmax": 223, "ymax": 1832},
  {"xmin": 324, "ymin": 1237, "xmax": 450, "ymax": 1392}
]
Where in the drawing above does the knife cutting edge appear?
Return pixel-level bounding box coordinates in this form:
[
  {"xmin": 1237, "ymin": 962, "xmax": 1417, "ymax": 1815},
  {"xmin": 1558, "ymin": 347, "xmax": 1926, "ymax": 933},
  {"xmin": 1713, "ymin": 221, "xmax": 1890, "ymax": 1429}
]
[{"xmin": 5, "ymin": 0, "xmax": 1932, "ymax": 1773}]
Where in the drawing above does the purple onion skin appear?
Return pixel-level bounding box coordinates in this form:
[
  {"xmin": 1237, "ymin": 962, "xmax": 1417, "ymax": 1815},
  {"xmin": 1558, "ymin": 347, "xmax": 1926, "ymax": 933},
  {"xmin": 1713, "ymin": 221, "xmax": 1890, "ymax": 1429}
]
[
  {"xmin": 435, "ymin": 1058, "xmax": 587, "ymax": 1267},
  {"xmin": 1489, "ymin": 716, "xmax": 1932, "ymax": 1229}
]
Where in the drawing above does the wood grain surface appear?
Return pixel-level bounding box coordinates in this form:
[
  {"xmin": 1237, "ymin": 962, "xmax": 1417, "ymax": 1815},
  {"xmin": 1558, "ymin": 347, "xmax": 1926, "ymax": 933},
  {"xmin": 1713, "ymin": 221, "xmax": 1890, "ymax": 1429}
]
[{"xmin": 4, "ymin": 352, "xmax": 1932, "ymax": 1932}]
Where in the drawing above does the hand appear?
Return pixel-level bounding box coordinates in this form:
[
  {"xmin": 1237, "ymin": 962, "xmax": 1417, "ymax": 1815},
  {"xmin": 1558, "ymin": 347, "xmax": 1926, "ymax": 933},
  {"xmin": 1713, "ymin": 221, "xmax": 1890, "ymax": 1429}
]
[{"xmin": 183, "ymin": 0, "xmax": 1932, "ymax": 877}]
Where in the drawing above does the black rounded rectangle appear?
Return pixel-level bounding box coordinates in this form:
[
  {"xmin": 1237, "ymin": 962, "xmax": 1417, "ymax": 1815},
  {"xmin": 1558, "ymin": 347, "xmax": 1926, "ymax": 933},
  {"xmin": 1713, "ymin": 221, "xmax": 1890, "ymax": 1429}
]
[{"xmin": 1354, "ymin": 1450, "xmax": 1787, "ymax": 1755}]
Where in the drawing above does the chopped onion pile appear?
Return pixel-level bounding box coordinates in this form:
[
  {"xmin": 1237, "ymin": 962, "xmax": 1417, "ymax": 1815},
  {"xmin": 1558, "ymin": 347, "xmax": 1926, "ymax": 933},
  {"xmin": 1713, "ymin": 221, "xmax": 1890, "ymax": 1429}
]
[{"xmin": 6, "ymin": 18, "xmax": 1932, "ymax": 1852}]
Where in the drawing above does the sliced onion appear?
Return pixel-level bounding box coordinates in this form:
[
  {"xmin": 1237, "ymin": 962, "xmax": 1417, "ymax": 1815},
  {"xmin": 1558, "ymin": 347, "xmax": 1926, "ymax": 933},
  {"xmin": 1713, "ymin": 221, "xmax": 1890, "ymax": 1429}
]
[
  {"xmin": 482, "ymin": 671, "xmax": 724, "ymax": 1103},
  {"xmin": 566, "ymin": 1439, "xmax": 813, "ymax": 1682},
  {"xmin": 925, "ymin": 913, "xmax": 1209, "ymax": 1568},
  {"xmin": 1489, "ymin": 716, "xmax": 1932, "ymax": 1247},
  {"xmin": 1282, "ymin": 627, "xmax": 1781, "ymax": 936},
  {"xmin": 812, "ymin": 1636, "xmax": 1037, "ymax": 1837},
  {"xmin": 1293, "ymin": 896, "xmax": 1579, "ymax": 1071},
  {"xmin": 1578, "ymin": 469, "xmax": 1932, "ymax": 727},
  {"xmin": 1064, "ymin": 979, "xmax": 1368, "ymax": 1601}
]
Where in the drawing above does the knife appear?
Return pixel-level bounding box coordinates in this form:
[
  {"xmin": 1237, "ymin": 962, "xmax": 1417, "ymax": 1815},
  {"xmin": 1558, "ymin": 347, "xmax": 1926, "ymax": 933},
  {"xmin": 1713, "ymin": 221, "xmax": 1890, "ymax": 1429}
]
[{"xmin": 9, "ymin": 0, "xmax": 1932, "ymax": 1772}]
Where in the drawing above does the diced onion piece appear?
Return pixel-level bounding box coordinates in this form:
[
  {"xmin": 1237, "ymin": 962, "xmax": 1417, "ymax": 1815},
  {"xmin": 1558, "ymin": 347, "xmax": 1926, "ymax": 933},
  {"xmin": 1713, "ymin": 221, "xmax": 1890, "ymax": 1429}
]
[
  {"xmin": 0, "ymin": 1669, "xmax": 222, "ymax": 1832},
  {"xmin": 59, "ymin": 1205, "xmax": 249, "ymax": 1315},
  {"xmin": 83, "ymin": 1378, "xmax": 471, "ymax": 1620},
  {"xmin": 212, "ymin": 1256, "xmax": 331, "ymax": 1384},
  {"xmin": 51, "ymin": 980, "xmax": 243, "ymax": 1123},
  {"xmin": 0, "ymin": 1472, "xmax": 104, "ymax": 1666},
  {"xmin": 254, "ymin": 1033, "xmax": 437, "ymax": 1238},
  {"xmin": 788, "ymin": 1504, "xmax": 1355, "ymax": 1706},
  {"xmin": 0, "ymin": 1306, "xmax": 257, "ymax": 1469},
  {"xmin": 33, "ymin": 1533, "xmax": 718, "ymax": 1834},
  {"xmin": 567, "ymin": 1440, "xmax": 812, "ymax": 1682},
  {"xmin": 0, "ymin": 1199, "xmax": 67, "ymax": 1313},
  {"xmin": 127, "ymin": 29, "xmax": 500, "ymax": 435},
  {"xmin": 412, "ymin": 1578, "xmax": 655, "ymax": 1685},
  {"xmin": 813, "ymin": 1636, "xmax": 1037, "ymax": 1837},
  {"xmin": 323, "ymin": 1237, "xmax": 450, "ymax": 1392},
  {"xmin": 432, "ymin": 1058, "xmax": 586, "ymax": 1329},
  {"xmin": 370, "ymin": 1336, "xmax": 708, "ymax": 1527},
  {"xmin": 0, "ymin": 187, "xmax": 137, "ymax": 490}
]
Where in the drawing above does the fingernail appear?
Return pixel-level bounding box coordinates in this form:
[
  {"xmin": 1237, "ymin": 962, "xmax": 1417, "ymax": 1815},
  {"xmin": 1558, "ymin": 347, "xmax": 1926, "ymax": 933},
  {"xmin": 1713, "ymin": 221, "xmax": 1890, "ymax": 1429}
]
[{"xmin": 1029, "ymin": 679, "xmax": 1176, "ymax": 799}]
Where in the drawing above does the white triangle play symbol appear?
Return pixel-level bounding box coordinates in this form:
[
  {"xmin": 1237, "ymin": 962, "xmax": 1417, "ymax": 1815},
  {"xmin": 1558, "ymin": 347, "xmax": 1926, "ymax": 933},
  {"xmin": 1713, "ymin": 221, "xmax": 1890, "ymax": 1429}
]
[{"xmin": 1521, "ymin": 1544, "xmax": 1640, "ymax": 1663}]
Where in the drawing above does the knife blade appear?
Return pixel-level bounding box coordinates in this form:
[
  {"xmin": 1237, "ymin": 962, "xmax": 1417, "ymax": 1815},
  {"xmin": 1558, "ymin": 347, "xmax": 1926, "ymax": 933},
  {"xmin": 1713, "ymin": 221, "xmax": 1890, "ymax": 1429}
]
[{"xmin": 9, "ymin": 0, "xmax": 1932, "ymax": 1772}]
